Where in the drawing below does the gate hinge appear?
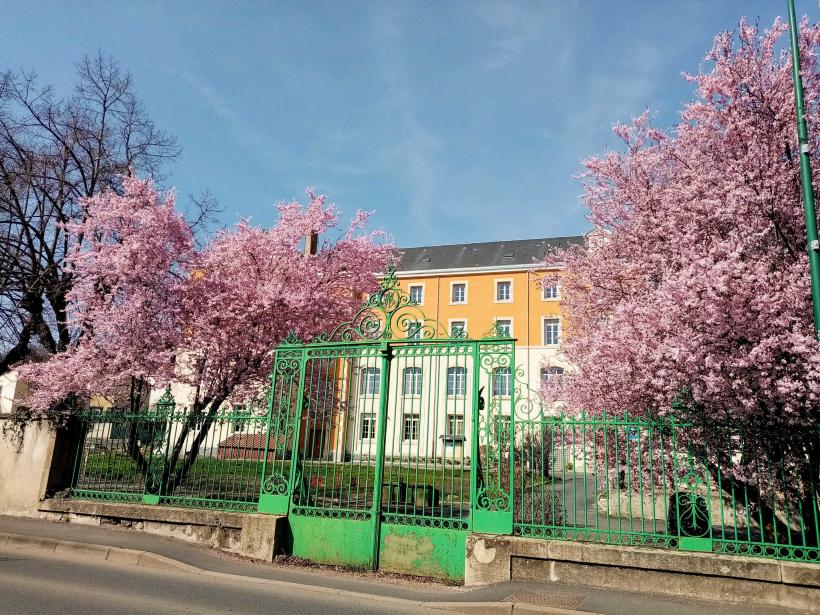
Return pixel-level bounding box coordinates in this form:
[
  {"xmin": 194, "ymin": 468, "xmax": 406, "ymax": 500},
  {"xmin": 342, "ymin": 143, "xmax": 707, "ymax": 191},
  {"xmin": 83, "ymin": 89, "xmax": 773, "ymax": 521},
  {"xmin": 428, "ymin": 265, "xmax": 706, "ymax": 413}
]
[{"xmin": 810, "ymin": 240, "xmax": 819, "ymax": 252}]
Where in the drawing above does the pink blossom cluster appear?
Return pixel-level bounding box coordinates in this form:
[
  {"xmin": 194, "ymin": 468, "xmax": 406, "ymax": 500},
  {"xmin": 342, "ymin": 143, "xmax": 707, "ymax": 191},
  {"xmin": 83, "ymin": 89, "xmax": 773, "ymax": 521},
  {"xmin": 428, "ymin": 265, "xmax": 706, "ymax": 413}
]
[
  {"xmin": 544, "ymin": 19, "xmax": 820, "ymax": 468},
  {"xmin": 20, "ymin": 178, "xmax": 394, "ymax": 415}
]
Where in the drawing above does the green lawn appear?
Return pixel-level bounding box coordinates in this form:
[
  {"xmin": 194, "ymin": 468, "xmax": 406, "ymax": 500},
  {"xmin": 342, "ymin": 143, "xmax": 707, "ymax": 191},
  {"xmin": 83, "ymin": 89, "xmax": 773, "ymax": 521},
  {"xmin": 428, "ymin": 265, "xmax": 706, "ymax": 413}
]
[{"xmin": 78, "ymin": 453, "xmax": 473, "ymax": 500}]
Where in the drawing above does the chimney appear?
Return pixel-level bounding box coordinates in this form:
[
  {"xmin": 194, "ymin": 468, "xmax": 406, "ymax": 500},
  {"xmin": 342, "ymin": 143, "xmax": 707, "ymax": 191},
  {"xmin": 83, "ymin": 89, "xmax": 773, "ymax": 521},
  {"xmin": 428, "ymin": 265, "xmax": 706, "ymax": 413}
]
[{"xmin": 305, "ymin": 231, "xmax": 319, "ymax": 256}]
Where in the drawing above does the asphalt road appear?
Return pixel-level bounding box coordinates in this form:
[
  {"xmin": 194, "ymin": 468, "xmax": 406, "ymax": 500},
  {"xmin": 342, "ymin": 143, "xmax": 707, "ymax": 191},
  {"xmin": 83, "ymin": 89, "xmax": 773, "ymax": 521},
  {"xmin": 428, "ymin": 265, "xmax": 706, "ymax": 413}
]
[
  {"xmin": 0, "ymin": 547, "xmax": 446, "ymax": 615},
  {"xmin": 0, "ymin": 516, "xmax": 808, "ymax": 615}
]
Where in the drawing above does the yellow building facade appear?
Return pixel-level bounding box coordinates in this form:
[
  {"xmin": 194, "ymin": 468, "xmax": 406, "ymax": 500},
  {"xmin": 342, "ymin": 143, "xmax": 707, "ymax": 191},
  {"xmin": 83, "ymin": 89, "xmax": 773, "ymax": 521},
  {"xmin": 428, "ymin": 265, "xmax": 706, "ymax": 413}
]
[{"xmin": 396, "ymin": 236, "xmax": 583, "ymax": 393}]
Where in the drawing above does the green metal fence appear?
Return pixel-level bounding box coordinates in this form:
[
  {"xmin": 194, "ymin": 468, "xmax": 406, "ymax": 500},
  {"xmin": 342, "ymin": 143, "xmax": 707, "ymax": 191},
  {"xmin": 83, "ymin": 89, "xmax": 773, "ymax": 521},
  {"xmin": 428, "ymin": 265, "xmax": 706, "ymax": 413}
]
[
  {"xmin": 66, "ymin": 266, "xmax": 819, "ymax": 570},
  {"xmin": 512, "ymin": 410, "xmax": 820, "ymax": 563},
  {"xmin": 71, "ymin": 396, "xmax": 818, "ymax": 565},
  {"xmin": 71, "ymin": 391, "xmax": 268, "ymax": 512}
]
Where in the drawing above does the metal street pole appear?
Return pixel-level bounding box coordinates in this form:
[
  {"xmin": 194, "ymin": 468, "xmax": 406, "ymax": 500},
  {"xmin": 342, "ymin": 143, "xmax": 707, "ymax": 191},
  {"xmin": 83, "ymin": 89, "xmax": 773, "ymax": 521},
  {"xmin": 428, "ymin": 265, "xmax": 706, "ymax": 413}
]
[{"xmin": 787, "ymin": 0, "xmax": 820, "ymax": 338}]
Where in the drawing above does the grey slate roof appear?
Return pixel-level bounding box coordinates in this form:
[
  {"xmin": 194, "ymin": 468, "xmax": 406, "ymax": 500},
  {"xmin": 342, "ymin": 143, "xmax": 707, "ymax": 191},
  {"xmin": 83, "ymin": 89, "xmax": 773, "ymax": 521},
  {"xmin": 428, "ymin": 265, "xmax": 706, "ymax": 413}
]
[{"xmin": 398, "ymin": 236, "xmax": 584, "ymax": 272}]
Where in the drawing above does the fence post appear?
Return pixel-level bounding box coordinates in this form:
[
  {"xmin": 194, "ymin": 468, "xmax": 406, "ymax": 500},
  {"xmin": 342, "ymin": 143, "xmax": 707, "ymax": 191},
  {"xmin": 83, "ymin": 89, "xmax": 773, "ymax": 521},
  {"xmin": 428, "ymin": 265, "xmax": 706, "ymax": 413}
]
[
  {"xmin": 469, "ymin": 341, "xmax": 481, "ymax": 526},
  {"xmin": 142, "ymin": 388, "xmax": 174, "ymax": 505},
  {"xmin": 285, "ymin": 349, "xmax": 309, "ymax": 507},
  {"xmin": 258, "ymin": 367, "xmax": 285, "ymax": 514},
  {"xmin": 370, "ymin": 341, "xmax": 393, "ymax": 569},
  {"xmin": 472, "ymin": 341, "xmax": 514, "ymax": 535}
]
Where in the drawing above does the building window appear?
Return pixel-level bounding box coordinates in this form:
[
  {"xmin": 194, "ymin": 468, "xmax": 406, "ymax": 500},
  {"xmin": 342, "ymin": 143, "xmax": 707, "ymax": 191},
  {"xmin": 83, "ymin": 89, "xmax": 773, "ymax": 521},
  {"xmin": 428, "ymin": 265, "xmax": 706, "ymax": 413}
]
[
  {"xmin": 231, "ymin": 404, "xmax": 247, "ymax": 432},
  {"xmin": 447, "ymin": 366, "xmax": 467, "ymax": 396},
  {"xmin": 408, "ymin": 284, "xmax": 424, "ymax": 305},
  {"xmin": 360, "ymin": 367, "xmax": 381, "ymax": 395},
  {"xmin": 403, "ymin": 413, "xmax": 420, "ymax": 440},
  {"xmin": 407, "ymin": 320, "xmax": 423, "ymax": 340},
  {"xmin": 447, "ymin": 413, "xmax": 465, "ymax": 437},
  {"xmin": 402, "ymin": 367, "xmax": 423, "ymax": 396},
  {"xmin": 496, "ymin": 280, "xmax": 512, "ymax": 302},
  {"xmin": 543, "ymin": 283, "xmax": 559, "ymax": 300},
  {"xmin": 492, "ymin": 367, "xmax": 512, "ymax": 397},
  {"xmin": 450, "ymin": 320, "xmax": 466, "ymax": 337},
  {"xmin": 451, "ymin": 282, "xmax": 467, "ymax": 304},
  {"xmin": 543, "ymin": 318, "xmax": 561, "ymax": 345},
  {"xmin": 495, "ymin": 319, "xmax": 512, "ymax": 337},
  {"xmin": 540, "ymin": 366, "xmax": 565, "ymax": 383},
  {"xmin": 360, "ymin": 413, "xmax": 376, "ymax": 439}
]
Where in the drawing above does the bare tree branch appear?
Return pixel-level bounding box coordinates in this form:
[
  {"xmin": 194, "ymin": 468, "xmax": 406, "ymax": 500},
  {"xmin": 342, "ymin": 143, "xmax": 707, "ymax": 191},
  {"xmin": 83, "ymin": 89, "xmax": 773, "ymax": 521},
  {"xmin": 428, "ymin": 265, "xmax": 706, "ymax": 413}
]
[{"xmin": 0, "ymin": 52, "xmax": 187, "ymax": 373}]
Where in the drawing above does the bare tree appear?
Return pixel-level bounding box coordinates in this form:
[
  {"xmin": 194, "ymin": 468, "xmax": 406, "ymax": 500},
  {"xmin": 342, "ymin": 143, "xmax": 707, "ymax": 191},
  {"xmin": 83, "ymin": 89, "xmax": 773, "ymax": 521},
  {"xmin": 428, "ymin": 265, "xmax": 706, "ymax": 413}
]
[
  {"xmin": 184, "ymin": 189, "xmax": 223, "ymax": 249},
  {"xmin": 0, "ymin": 53, "xmax": 180, "ymax": 373}
]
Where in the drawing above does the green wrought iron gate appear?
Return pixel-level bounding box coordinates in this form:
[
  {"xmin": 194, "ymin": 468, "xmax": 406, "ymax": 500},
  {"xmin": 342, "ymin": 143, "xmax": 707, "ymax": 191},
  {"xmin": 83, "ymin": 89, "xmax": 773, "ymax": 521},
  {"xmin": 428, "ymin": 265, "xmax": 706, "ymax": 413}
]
[
  {"xmin": 256, "ymin": 269, "xmax": 515, "ymax": 579},
  {"xmin": 66, "ymin": 266, "xmax": 819, "ymax": 574}
]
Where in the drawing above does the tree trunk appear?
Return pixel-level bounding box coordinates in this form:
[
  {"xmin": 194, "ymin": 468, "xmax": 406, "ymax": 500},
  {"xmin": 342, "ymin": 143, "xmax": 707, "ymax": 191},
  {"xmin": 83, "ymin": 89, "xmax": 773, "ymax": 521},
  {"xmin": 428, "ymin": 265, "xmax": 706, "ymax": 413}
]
[
  {"xmin": 0, "ymin": 322, "xmax": 33, "ymax": 374},
  {"xmin": 169, "ymin": 401, "xmax": 225, "ymax": 491},
  {"xmin": 122, "ymin": 377, "xmax": 161, "ymax": 492},
  {"xmin": 158, "ymin": 393, "xmax": 228, "ymax": 497},
  {"xmin": 123, "ymin": 423, "xmax": 158, "ymax": 491}
]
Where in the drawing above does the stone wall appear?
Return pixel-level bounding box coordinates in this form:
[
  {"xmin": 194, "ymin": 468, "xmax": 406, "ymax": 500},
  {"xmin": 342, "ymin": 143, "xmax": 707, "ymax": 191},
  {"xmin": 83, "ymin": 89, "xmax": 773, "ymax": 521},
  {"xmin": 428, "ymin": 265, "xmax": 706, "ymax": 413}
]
[
  {"xmin": 0, "ymin": 419, "xmax": 56, "ymax": 516},
  {"xmin": 465, "ymin": 533, "xmax": 820, "ymax": 612},
  {"xmin": 39, "ymin": 499, "xmax": 284, "ymax": 561}
]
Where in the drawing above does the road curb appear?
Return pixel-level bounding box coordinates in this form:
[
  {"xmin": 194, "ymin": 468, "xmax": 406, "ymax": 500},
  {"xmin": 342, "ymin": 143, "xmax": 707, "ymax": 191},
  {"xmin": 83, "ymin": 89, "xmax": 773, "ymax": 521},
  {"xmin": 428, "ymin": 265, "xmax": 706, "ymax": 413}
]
[
  {"xmin": 0, "ymin": 532, "xmax": 592, "ymax": 614},
  {"xmin": 427, "ymin": 603, "xmax": 600, "ymax": 614},
  {"xmin": 0, "ymin": 531, "xmax": 200, "ymax": 574}
]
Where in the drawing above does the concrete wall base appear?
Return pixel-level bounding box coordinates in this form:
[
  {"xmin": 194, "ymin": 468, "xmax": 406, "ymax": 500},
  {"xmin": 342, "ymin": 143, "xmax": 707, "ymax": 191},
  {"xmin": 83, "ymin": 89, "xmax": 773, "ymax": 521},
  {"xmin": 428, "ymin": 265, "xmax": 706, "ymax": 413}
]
[
  {"xmin": 465, "ymin": 534, "xmax": 820, "ymax": 612},
  {"xmin": 38, "ymin": 499, "xmax": 284, "ymax": 562},
  {"xmin": 0, "ymin": 421, "xmax": 58, "ymax": 516}
]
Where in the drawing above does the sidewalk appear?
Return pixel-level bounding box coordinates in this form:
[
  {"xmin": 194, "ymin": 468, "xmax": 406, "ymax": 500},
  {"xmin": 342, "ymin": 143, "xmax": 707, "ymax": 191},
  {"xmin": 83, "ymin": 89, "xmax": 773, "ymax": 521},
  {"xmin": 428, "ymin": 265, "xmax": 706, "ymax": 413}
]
[{"xmin": 0, "ymin": 515, "xmax": 808, "ymax": 615}]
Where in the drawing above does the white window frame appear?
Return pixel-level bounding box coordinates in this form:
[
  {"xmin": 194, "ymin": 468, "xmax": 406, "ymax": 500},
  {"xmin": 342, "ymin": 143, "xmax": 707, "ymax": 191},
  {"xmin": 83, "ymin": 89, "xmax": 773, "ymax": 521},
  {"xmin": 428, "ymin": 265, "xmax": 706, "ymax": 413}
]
[
  {"xmin": 494, "ymin": 278, "xmax": 513, "ymax": 303},
  {"xmin": 542, "ymin": 281, "xmax": 560, "ymax": 301},
  {"xmin": 446, "ymin": 365, "xmax": 468, "ymax": 397},
  {"xmin": 491, "ymin": 366, "xmax": 512, "ymax": 398},
  {"xmin": 402, "ymin": 413, "xmax": 420, "ymax": 441},
  {"xmin": 446, "ymin": 413, "xmax": 465, "ymax": 437},
  {"xmin": 540, "ymin": 366, "xmax": 565, "ymax": 383},
  {"xmin": 360, "ymin": 366, "xmax": 381, "ymax": 396},
  {"xmin": 494, "ymin": 317, "xmax": 513, "ymax": 338},
  {"xmin": 542, "ymin": 316, "xmax": 561, "ymax": 346},
  {"xmin": 360, "ymin": 413, "xmax": 376, "ymax": 439},
  {"xmin": 231, "ymin": 403, "xmax": 247, "ymax": 433},
  {"xmin": 449, "ymin": 281, "xmax": 468, "ymax": 305},
  {"xmin": 402, "ymin": 366, "xmax": 423, "ymax": 396},
  {"xmin": 448, "ymin": 318, "xmax": 467, "ymax": 338},
  {"xmin": 408, "ymin": 283, "xmax": 425, "ymax": 305},
  {"xmin": 407, "ymin": 320, "xmax": 423, "ymax": 340}
]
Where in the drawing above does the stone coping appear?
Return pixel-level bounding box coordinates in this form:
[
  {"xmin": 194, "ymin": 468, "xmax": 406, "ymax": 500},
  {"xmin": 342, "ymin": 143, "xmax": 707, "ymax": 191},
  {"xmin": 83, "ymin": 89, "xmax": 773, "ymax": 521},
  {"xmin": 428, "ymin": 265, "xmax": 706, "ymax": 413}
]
[
  {"xmin": 467, "ymin": 534, "xmax": 820, "ymax": 589},
  {"xmin": 39, "ymin": 498, "xmax": 252, "ymax": 529}
]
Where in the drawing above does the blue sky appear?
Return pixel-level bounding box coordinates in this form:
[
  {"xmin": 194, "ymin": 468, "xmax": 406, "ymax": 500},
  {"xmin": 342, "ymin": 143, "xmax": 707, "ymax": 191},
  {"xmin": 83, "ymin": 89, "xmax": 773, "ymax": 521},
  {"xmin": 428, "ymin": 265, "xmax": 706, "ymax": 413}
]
[{"xmin": 2, "ymin": 1, "xmax": 816, "ymax": 247}]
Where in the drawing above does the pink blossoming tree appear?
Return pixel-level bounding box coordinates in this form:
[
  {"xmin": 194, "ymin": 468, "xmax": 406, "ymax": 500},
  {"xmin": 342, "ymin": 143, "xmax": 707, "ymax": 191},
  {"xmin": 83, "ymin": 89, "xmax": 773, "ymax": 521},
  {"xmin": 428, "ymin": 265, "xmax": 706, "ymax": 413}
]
[
  {"xmin": 546, "ymin": 19, "xmax": 820, "ymax": 541},
  {"xmin": 17, "ymin": 176, "xmax": 393, "ymax": 491}
]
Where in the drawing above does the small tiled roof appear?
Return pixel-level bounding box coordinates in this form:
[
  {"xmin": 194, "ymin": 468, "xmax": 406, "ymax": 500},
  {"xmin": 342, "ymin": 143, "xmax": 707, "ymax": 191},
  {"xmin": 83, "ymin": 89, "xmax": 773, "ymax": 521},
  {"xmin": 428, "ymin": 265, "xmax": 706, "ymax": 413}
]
[
  {"xmin": 218, "ymin": 433, "xmax": 268, "ymax": 449},
  {"xmin": 398, "ymin": 236, "xmax": 584, "ymax": 272}
]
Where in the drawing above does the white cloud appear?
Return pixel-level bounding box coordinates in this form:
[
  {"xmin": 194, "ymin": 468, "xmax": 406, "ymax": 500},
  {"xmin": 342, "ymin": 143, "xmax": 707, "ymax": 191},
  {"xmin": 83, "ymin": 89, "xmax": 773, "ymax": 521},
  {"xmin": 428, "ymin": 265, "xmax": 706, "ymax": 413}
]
[{"xmin": 176, "ymin": 65, "xmax": 242, "ymax": 128}]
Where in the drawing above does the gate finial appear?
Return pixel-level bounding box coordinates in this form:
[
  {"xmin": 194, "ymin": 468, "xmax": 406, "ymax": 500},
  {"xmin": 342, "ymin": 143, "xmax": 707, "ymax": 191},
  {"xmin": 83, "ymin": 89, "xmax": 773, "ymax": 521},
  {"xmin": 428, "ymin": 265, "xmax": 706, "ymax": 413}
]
[{"xmin": 309, "ymin": 261, "xmax": 451, "ymax": 342}]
